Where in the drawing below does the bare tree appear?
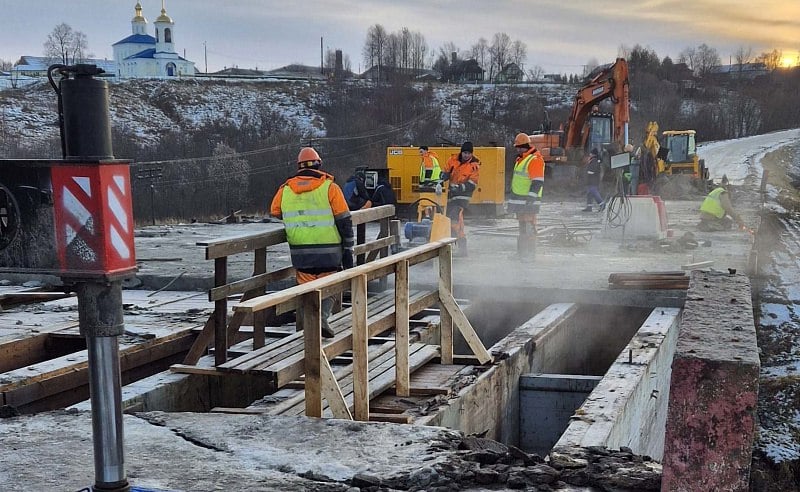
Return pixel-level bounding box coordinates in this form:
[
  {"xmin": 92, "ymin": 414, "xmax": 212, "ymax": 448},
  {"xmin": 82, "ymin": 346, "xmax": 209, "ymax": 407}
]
[
  {"xmin": 362, "ymin": 24, "xmax": 388, "ymax": 79},
  {"xmin": 678, "ymin": 46, "xmax": 698, "ymax": 73},
  {"xmin": 433, "ymin": 41, "xmax": 460, "ymax": 75},
  {"xmin": 696, "ymin": 43, "xmax": 721, "ymax": 78},
  {"xmin": 43, "ymin": 23, "xmax": 90, "ymax": 65},
  {"xmin": 0, "ymin": 59, "xmax": 12, "ymax": 71},
  {"xmin": 510, "ymin": 40, "xmax": 527, "ymax": 69},
  {"xmin": 488, "ymin": 32, "xmax": 511, "ymax": 82},
  {"xmin": 527, "ymin": 65, "xmax": 544, "ymax": 82},
  {"xmin": 733, "ymin": 45, "xmax": 752, "ymax": 71},
  {"xmin": 756, "ymin": 49, "xmax": 783, "ymax": 70},
  {"xmin": 207, "ymin": 143, "xmax": 250, "ymax": 213},
  {"xmin": 409, "ymin": 31, "xmax": 428, "ymax": 71},
  {"xmin": 470, "ymin": 38, "xmax": 489, "ymax": 73}
]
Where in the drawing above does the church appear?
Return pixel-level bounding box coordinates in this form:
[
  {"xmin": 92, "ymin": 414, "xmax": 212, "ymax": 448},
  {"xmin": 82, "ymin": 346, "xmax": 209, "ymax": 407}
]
[{"xmin": 113, "ymin": 1, "xmax": 196, "ymax": 79}]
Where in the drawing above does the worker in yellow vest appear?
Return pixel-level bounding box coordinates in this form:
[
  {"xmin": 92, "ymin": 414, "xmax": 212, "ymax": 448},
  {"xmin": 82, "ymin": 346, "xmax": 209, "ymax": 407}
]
[
  {"xmin": 698, "ymin": 175, "xmax": 745, "ymax": 232},
  {"xmin": 419, "ymin": 146, "xmax": 443, "ymax": 185},
  {"xmin": 270, "ymin": 147, "xmax": 355, "ymax": 337},
  {"xmin": 508, "ymin": 133, "xmax": 545, "ymax": 259}
]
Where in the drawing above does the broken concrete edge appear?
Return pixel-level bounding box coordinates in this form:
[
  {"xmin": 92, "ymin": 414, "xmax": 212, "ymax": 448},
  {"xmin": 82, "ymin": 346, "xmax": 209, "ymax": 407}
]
[
  {"xmin": 1, "ymin": 408, "xmax": 662, "ymax": 491},
  {"xmin": 662, "ymin": 270, "xmax": 760, "ymax": 491},
  {"xmin": 555, "ymin": 307, "xmax": 681, "ymax": 460}
]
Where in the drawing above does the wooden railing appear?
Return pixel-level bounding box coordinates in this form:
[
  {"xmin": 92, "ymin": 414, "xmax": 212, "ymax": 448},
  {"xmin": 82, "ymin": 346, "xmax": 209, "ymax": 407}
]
[
  {"xmin": 234, "ymin": 239, "xmax": 492, "ymax": 420},
  {"xmin": 183, "ymin": 205, "xmax": 400, "ymax": 366}
]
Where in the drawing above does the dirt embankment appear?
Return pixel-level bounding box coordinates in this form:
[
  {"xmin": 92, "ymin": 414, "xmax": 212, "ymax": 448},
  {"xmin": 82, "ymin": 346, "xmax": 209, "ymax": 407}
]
[{"xmin": 761, "ymin": 144, "xmax": 800, "ymax": 211}]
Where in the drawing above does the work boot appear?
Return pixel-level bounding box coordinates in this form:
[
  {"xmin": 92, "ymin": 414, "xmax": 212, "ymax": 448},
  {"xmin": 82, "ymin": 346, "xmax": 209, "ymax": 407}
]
[{"xmin": 581, "ymin": 206, "xmax": 593, "ymax": 212}]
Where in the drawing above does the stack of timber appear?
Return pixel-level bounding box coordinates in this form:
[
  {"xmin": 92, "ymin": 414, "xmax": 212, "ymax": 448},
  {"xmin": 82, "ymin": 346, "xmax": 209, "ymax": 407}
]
[{"xmin": 608, "ymin": 272, "xmax": 690, "ymax": 290}]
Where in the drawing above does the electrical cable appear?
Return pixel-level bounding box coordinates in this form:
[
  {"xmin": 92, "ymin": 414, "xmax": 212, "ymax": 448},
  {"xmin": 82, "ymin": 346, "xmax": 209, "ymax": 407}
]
[{"xmin": 604, "ymin": 170, "xmax": 632, "ymax": 228}]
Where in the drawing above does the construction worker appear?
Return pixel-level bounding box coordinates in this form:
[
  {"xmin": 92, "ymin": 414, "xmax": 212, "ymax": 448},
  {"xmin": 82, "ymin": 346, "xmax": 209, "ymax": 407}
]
[
  {"xmin": 343, "ymin": 166, "xmax": 372, "ymax": 210},
  {"xmin": 582, "ymin": 148, "xmax": 605, "ymax": 212},
  {"xmin": 270, "ymin": 147, "xmax": 355, "ymax": 338},
  {"xmin": 419, "ymin": 146, "xmax": 443, "ymax": 185},
  {"xmin": 698, "ymin": 175, "xmax": 745, "ymax": 232},
  {"xmin": 507, "ymin": 133, "xmax": 544, "ymax": 258},
  {"xmin": 444, "ymin": 141, "xmax": 480, "ymax": 256}
]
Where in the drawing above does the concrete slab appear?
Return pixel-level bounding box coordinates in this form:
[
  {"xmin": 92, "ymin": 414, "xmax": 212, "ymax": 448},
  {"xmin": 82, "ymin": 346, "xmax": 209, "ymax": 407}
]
[{"xmin": 0, "ymin": 410, "xmax": 461, "ymax": 491}]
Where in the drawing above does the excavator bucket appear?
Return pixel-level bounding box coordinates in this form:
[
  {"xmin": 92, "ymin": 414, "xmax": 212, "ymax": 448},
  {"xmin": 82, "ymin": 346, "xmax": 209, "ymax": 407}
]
[{"xmin": 429, "ymin": 213, "xmax": 451, "ymax": 242}]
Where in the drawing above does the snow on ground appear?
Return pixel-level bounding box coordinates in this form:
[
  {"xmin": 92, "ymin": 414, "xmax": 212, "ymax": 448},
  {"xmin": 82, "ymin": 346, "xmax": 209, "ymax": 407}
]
[{"xmin": 699, "ymin": 128, "xmax": 800, "ymax": 185}]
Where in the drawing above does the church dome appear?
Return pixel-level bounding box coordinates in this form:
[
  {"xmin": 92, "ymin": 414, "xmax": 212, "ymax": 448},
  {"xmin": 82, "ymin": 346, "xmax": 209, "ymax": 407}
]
[
  {"xmin": 132, "ymin": 2, "xmax": 147, "ymax": 22},
  {"xmin": 155, "ymin": 7, "xmax": 173, "ymax": 23}
]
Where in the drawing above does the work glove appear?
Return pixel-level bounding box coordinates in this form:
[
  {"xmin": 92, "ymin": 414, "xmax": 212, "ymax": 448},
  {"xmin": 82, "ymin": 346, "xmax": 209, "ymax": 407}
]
[{"xmin": 342, "ymin": 248, "xmax": 354, "ymax": 270}]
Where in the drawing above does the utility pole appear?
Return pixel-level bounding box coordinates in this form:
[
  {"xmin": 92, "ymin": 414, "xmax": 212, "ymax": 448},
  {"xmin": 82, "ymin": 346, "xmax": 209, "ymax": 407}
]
[
  {"xmin": 320, "ymin": 37, "xmax": 324, "ymax": 75},
  {"xmin": 204, "ymin": 41, "xmax": 208, "ymax": 74},
  {"xmin": 135, "ymin": 167, "xmax": 163, "ymax": 225}
]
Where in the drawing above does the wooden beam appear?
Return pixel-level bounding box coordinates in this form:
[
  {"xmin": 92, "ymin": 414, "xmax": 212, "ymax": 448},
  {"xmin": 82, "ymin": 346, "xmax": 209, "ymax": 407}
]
[
  {"xmin": 169, "ymin": 364, "xmax": 223, "ymax": 376},
  {"xmin": 438, "ymin": 287, "xmax": 492, "ymax": 365},
  {"xmin": 353, "ymin": 236, "xmax": 396, "ymax": 257},
  {"xmin": 369, "ymin": 413, "xmax": 412, "ymax": 424},
  {"xmin": 395, "ymin": 260, "xmax": 410, "ymax": 397},
  {"xmin": 208, "ymin": 267, "xmax": 294, "ymax": 302},
  {"xmin": 438, "ymin": 244, "xmax": 454, "ymax": 364},
  {"xmin": 200, "ymin": 229, "xmax": 287, "ymax": 260},
  {"xmin": 183, "ymin": 314, "xmax": 215, "ymax": 365},
  {"xmin": 236, "ymin": 240, "xmax": 453, "ymax": 314},
  {"xmin": 303, "ymin": 290, "xmax": 322, "ymax": 418},
  {"xmin": 252, "ymin": 246, "xmax": 268, "ymax": 349},
  {"xmin": 214, "ymin": 256, "xmax": 229, "ymax": 366},
  {"xmin": 319, "ymin": 350, "xmax": 352, "ymax": 420},
  {"xmin": 350, "ymin": 205, "xmax": 395, "ymax": 225},
  {"xmin": 351, "ymin": 274, "xmax": 369, "ymax": 421}
]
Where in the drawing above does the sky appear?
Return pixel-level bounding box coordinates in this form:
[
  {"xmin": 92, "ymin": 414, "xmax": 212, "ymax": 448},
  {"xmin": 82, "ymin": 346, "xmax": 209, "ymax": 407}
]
[{"xmin": 1, "ymin": 0, "xmax": 798, "ymax": 74}]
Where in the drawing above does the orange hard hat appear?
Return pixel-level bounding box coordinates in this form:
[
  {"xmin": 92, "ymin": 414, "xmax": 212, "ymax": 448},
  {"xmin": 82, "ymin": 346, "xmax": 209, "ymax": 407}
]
[
  {"xmin": 514, "ymin": 132, "xmax": 531, "ymax": 147},
  {"xmin": 297, "ymin": 147, "xmax": 321, "ymax": 166}
]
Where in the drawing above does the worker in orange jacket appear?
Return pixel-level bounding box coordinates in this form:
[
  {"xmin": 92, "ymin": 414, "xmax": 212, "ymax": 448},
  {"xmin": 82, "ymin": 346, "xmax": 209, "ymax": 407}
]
[
  {"xmin": 507, "ymin": 133, "xmax": 545, "ymax": 259},
  {"xmin": 444, "ymin": 141, "xmax": 479, "ymax": 256},
  {"xmin": 270, "ymin": 147, "xmax": 354, "ymax": 338}
]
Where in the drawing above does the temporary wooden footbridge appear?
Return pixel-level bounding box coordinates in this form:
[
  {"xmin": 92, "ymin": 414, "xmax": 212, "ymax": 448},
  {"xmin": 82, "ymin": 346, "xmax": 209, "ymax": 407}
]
[{"xmin": 169, "ymin": 205, "xmax": 493, "ymax": 420}]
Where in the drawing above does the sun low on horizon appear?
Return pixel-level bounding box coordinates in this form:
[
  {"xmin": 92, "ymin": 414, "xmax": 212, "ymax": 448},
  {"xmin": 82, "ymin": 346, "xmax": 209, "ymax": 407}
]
[{"xmin": 780, "ymin": 52, "xmax": 799, "ymax": 68}]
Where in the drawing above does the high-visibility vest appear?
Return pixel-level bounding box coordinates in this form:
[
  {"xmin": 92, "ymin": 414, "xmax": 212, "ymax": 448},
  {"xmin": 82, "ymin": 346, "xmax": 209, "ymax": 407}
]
[
  {"xmin": 511, "ymin": 154, "xmax": 542, "ymax": 198},
  {"xmin": 419, "ymin": 155, "xmax": 442, "ymax": 182},
  {"xmin": 700, "ymin": 187, "xmax": 726, "ymax": 218},
  {"xmin": 281, "ymin": 180, "xmax": 342, "ymax": 269}
]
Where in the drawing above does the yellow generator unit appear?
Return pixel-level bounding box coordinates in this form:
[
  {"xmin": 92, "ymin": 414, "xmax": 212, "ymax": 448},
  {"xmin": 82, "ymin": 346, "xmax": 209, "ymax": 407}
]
[{"xmin": 385, "ymin": 146, "xmax": 506, "ymax": 216}]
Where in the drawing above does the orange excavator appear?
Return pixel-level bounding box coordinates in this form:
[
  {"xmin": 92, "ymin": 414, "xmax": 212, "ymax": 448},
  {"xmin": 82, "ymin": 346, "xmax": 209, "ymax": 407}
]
[{"xmin": 530, "ymin": 58, "xmax": 630, "ymax": 168}]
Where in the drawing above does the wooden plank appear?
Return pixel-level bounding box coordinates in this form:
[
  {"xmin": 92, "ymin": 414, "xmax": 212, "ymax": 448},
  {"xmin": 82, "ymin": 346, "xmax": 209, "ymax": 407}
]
[
  {"xmin": 438, "ymin": 244, "xmax": 454, "ymax": 364},
  {"xmin": 439, "ymin": 287, "xmax": 492, "ymax": 365},
  {"xmin": 267, "ymin": 342, "xmax": 397, "ymax": 416},
  {"xmin": 351, "ymin": 274, "xmax": 369, "ymax": 421},
  {"xmin": 214, "ymin": 257, "xmax": 229, "ymax": 365},
  {"xmin": 303, "ymin": 290, "xmax": 322, "ymax": 418},
  {"xmin": 169, "ymin": 364, "xmax": 223, "ymax": 376},
  {"xmin": 0, "ymin": 333, "xmax": 54, "ymax": 374},
  {"xmin": 282, "ymin": 343, "xmax": 437, "ymax": 417},
  {"xmin": 353, "ymin": 236, "xmax": 396, "ymax": 257},
  {"xmin": 200, "ymin": 229, "xmax": 287, "ymax": 260},
  {"xmin": 350, "ymin": 205, "xmax": 395, "ymax": 225},
  {"xmin": 4, "ymin": 329, "xmax": 197, "ymax": 408},
  {"xmin": 319, "ymin": 349, "xmax": 352, "ymax": 420},
  {"xmin": 208, "ymin": 267, "xmax": 294, "ymax": 302},
  {"xmin": 395, "ymin": 260, "xmax": 410, "ymax": 397},
  {"xmin": 183, "ymin": 315, "xmax": 216, "ymax": 365},
  {"xmin": 369, "ymin": 413, "xmax": 412, "ymax": 424},
  {"xmin": 408, "ymin": 386, "xmax": 451, "ymax": 396}
]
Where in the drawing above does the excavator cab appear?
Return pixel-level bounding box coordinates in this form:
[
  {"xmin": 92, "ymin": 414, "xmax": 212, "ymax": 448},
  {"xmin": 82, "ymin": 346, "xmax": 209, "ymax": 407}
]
[{"xmin": 586, "ymin": 114, "xmax": 613, "ymax": 155}]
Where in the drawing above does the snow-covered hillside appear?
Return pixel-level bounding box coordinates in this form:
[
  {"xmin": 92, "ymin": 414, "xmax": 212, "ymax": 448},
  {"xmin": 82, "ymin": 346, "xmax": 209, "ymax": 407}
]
[{"xmin": 0, "ymin": 78, "xmax": 575, "ymax": 153}]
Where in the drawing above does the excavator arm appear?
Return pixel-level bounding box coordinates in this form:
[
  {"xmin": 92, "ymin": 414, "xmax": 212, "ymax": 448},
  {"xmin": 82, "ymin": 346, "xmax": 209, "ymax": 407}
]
[{"xmin": 563, "ymin": 58, "xmax": 630, "ymax": 151}]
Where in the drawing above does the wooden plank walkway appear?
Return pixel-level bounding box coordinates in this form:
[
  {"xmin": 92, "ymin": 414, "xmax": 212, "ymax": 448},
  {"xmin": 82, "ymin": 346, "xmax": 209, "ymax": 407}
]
[{"xmin": 177, "ymin": 290, "xmax": 440, "ymax": 391}]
